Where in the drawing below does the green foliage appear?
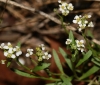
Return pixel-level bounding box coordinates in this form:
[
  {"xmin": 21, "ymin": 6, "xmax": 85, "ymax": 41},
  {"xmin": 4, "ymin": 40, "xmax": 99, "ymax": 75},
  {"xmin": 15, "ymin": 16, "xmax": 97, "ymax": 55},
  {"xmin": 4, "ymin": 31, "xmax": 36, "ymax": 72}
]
[
  {"xmin": 79, "ymin": 66, "xmax": 100, "ymax": 80},
  {"xmin": 33, "ymin": 63, "xmax": 51, "ymax": 72},
  {"xmin": 60, "ymin": 75, "xmax": 72, "ymax": 85},
  {"xmin": 59, "ymin": 47, "xmax": 73, "ymax": 71},
  {"xmin": 1, "ymin": 1, "xmax": 100, "ymax": 85},
  {"xmin": 76, "ymin": 50, "xmax": 92, "ymax": 67},
  {"xmin": 52, "ymin": 49, "xmax": 64, "ymax": 74},
  {"xmin": 69, "ymin": 30, "xmax": 75, "ymax": 44},
  {"xmin": 11, "ymin": 68, "xmax": 37, "ymax": 78}
]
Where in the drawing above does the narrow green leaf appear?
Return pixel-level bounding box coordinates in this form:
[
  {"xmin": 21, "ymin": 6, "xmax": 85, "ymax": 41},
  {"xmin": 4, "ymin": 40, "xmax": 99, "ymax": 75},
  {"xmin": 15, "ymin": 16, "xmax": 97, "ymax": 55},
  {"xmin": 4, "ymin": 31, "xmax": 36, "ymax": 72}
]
[
  {"xmin": 79, "ymin": 65, "xmax": 100, "ymax": 80},
  {"xmin": 86, "ymin": 30, "xmax": 93, "ymax": 38},
  {"xmin": 11, "ymin": 68, "xmax": 38, "ymax": 78},
  {"xmin": 59, "ymin": 47, "xmax": 73, "ymax": 71},
  {"xmin": 91, "ymin": 57, "xmax": 100, "ymax": 67},
  {"xmin": 91, "ymin": 59, "xmax": 100, "ymax": 67},
  {"xmin": 69, "ymin": 30, "xmax": 74, "ymax": 44},
  {"xmin": 33, "ymin": 63, "xmax": 51, "ymax": 72},
  {"xmin": 7, "ymin": 61, "xmax": 11, "ymax": 67},
  {"xmin": 76, "ymin": 50, "xmax": 92, "ymax": 67},
  {"xmin": 52, "ymin": 49, "xmax": 64, "ymax": 74},
  {"xmin": 61, "ymin": 76, "xmax": 72, "ymax": 85}
]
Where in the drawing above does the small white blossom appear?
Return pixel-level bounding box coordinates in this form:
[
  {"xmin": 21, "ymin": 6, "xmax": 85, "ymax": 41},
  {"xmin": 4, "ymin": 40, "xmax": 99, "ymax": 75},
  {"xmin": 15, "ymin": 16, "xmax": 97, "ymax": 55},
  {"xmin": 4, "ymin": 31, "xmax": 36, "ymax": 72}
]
[
  {"xmin": 16, "ymin": 51, "xmax": 22, "ymax": 56},
  {"xmin": 11, "ymin": 54, "xmax": 16, "ymax": 58},
  {"xmin": 26, "ymin": 53, "xmax": 30, "ymax": 57},
  {"xmin": 25, "ymin": 48, "xmax": 33, "ymax": 57},
  {"xmin": 8, "ymin": 48, "xmax": 13, "ymax": 53},
  {"xmin": 42, "ymin": 53, "xmax": 52, "ymax": 60},
  {"xmin": 44, "ymin": 52, "xmax": 48, "ymax": 56},
  {"xmin": 42, "ymin": 51, "xmax": 52, "ymax": 60},
  {"xmin": 67, "ymin": 3, "xmax": 74, "ymax": 10},
  {"xmin": 88, "ymin": 22, "xmax": 94, "ymax": 27},
  {"xmin": 79, "ymin": 28, "xmax": 82, "ymax": 32},
  {"xmin": 14, "ymin": 46, "xmax": 22, "ymax": 56},
  {"xmin": 48, "ymin": 54, "xmax": 52, "ymax": 58},
  {"xmin": 4, "ymin": 51, "xmax": 8, "ymax": 56},
  {"xmin": 0, "ymin": 43, "xmax": 5, "ymax": 49},
  {"xmin": 58, "ymin": 0, "xmax": 61, "ymax": 3},
  {"xmin": 77, "ymin": 47, "xmax": 85, "ymax": 52},
  {"xmin": 85, "ymin": 14, "xmax": 92, "ymax": 18},
  {"xmin": 66, "ymin": 39, "xmax": 72, "ymax": 45},
  {"xmin": 73, "ymin": 15, "xmax": 80, "ymax": 23},
  {"xmin": 1, "ymin": 60, "xmax": 6, "ymax": 64},
  {"xmin": 76, "ymin": 40, "xmax": 85, "ymax": 48},
  {"xmin": 58, "ymin": 1, "xmax": 74, "ymax": 16}
]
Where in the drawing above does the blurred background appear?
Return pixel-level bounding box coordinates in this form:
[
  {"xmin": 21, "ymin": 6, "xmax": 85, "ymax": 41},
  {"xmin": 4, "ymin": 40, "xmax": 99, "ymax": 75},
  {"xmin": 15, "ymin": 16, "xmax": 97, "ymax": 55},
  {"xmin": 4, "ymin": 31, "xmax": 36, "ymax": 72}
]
[{"xmin": 0, "ymin": 0, "xmax": 100, "ymax": 85}]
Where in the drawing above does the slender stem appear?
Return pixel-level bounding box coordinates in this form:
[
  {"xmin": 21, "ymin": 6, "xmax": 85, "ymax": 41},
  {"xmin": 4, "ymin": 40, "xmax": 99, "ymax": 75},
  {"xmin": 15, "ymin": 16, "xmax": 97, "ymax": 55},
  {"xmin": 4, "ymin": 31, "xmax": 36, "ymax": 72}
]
[
  {"xmin": 15, "ymin": 58, "xmax": 61, "ymax": 81},
  {"xmin": 30, "ymin": 57, "xmax": 37, "ymax": 66}
]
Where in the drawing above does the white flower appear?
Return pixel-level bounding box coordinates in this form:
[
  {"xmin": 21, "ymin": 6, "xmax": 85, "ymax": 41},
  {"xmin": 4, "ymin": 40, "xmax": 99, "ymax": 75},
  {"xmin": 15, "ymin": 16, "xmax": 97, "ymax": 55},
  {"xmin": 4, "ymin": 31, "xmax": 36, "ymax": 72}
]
[
  {"xmin": 4, "ymin": 51, "xmax": 16, "ymax": 58},
  {"xmin": 58, "ymin": 2, "xmax": 73, "ymax": 16},
  {"xmin": 87, "ymin": 15, "xmax": 91, "ymax": 18},
  {"xmin": 4, "ymin": 51, "xmax": 8, "ymax": 56},
  {"xmin": 0, "ymin": 43, "xmax": 5, "ymax": 49},
  {"xmin": 84, "ymin": 20, "xmax": 88, "ymax": 24},
  {"xmin": 11, "ymin": 54, "xmax": 16, "ymax": 58},
  {"xmin": 42, "ymin": 54, "xmax": 51, "ymax": 60},
  {"xmin": 77, "ymin": 47, "xmax": 85, "ymax": 52},
  {"xmin": 75, "ymin": 40, "xmax": 85, "ymax": 52},
  {"xmin": 59, "ymin": 2, "xmax": 67, "ymax": 11},
  {"xmin": 1, "ymin": 60, "xmax": 6, "ymax": 64},
  {"xmin": 26, "ymin": 53, "xmax": 30, "ymax": 57},
  {"xmin": 8, "ymin": 48, "xmax": 13, "ymax": 53},
  {"xmin": 88, "ymin": 22, "xmax": 94, "ymax": 27},
  {"xmin": 42, "ymin": 56, "xmax": 45, "ymax": 59},
  {"xmin": 14, "ymin": 46, "xmax": 22, "ymax": 56},
  {"xmin": 78, "ymin": 20, "xmax": 82, "ymax": 25},
  {"xmin": 62, "ymin": 10, "xmax": 69, "ymax": 16},
  {"xmin": 67, "ymin": 3, "xmax": 74, "ymax": 10},
  {"xmin": 73, "ymin": 15, "xmax": 80, "ymax": 23},
  {"xmin": 66, "ymin": 39, "xmax": 72, "ymax": 45},
  {"xmin": 39, "ymin": 44, "xmax": 45, "ymax": 50},
  {"xmin": 78, "ymin": 28, "xmax": 82, "ymax": 32},
  {"xmin": 16, "ymin": 51, "xmax": 22, "ymax": 56},
  {"xmin": 74, "ymin": 15, "xmax": 80, "ymax": 19},
  {"xmin": 58, "ymin": 0, "xmax": 61, "ymax": 3},
  {"xmin": 25, "ymin": 48, "xmax": 33, "ymax": 57},
  {"xmin": 76, "ymin": 40, "xmax": 85, "ymax": 48},
  {"xmin": 48, "ymin": 54, "xmax": 51, "ymax": 58},
  {"xmin": 42, "ymin": 52, "xmax": 52, "ymax": 60},
  {"xmin": 44, "ymin": 52, "xmax": 48, "ymax": 55},
  {"xmin": 73, "ymin": 20, "xmax": 77, "ymax": 23}
]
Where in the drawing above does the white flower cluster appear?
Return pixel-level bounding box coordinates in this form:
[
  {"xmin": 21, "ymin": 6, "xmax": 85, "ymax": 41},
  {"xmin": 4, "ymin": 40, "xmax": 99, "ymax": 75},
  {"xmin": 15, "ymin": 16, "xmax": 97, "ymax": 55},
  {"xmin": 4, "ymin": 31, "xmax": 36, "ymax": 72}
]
[
  {"xmin": 42, "ymin": 52, "xmax": 52, "ymax": 60},
  {"xmin": 73, "ymin": 15, "xmax": 94, "ymax": 32},
  {"xmin": 66, "ymin": 39, "xmax": 85, "ymax": 52},
  {"xmin": 39, "ymin": 44, "xmax": 52, "ymax": 60},
  {"xmin": 26, "ymin": 48, "xmax": 33, "ymax": 57},
  {"xmin": 0, "ymin": 42, "xmax": 22, "ymax": 58},
  {"xmin": 75, "ymin": 40, "xmax": 85, "ymax": 52},
  {"xmin": 58, "ymin": 0, "xmax": 74, "ymax": 16}
]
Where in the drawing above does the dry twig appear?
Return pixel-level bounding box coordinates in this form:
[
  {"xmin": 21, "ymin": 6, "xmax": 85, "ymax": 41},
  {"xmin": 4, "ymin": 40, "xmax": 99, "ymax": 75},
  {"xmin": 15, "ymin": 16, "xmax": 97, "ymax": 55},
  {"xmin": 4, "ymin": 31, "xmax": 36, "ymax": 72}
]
[{"xmin": 0, "ymin": 0, "xmax": 100, "ymax": 45}]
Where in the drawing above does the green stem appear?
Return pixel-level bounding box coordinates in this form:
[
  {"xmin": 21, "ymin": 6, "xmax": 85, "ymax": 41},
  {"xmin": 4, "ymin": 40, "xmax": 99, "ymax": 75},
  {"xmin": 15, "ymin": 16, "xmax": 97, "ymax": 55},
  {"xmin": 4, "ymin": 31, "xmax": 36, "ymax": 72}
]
[{"xmin": 30, "ymin": 57, "xmax": 37, "ymax": 66}]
